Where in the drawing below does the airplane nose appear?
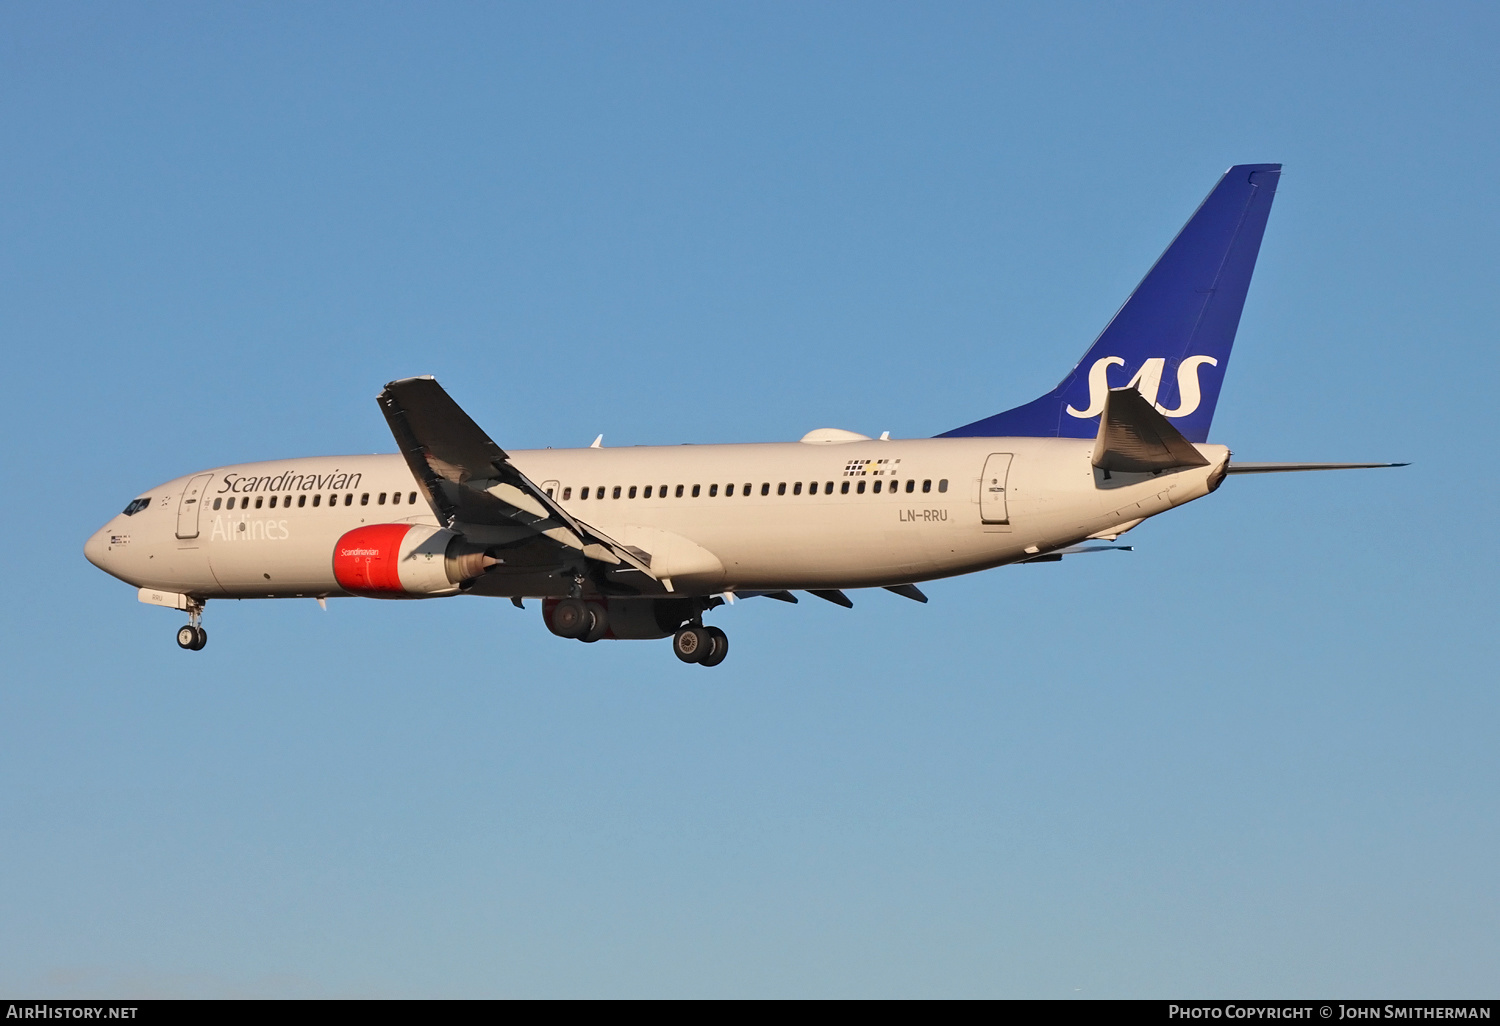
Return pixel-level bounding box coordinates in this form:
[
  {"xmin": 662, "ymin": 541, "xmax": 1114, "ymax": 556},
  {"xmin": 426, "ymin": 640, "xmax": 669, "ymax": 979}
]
[{"xmin": 84, "ymin": 524, "xmax": 118, "ymax": 573}]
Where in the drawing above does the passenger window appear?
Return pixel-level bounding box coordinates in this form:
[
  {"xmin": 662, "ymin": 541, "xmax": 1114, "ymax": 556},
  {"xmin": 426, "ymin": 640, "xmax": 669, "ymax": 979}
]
[
  {"xmin": 212, "ymin": 498, "xmax": 222, "ymax": 510},
  {"xmin": 905, "ymin": 479, "xmax": 915, "ymax": 493},
  {"xmin": 596, "ymin": 487, "xmax": 604, "ymax": 499},
  {"xmin": 312, "ymin": 494, "xmax": 321, "ymax": 507},
  {"xmin": 761, "ymin": 483, "xmax": 770, "ymax": 496},
  {"xmin": 675, "ymin": 485, "xmax": 684, "ymax": 497},
  {"xmin": 613, "ymin": 486, "xmax": 621, "ymax": 499},
  {"xmin": 360, "ymin": 493, "xmax": 369, "ymax": 505},
  {"xmin": 857, "ymin": 480, "xmax": 866, "ymax": 494},
  {"xmin": 580, "ymin": 486, "xmax": 589, "ymax": 500},
  {"xmin": 285, "ymin": 496, "xmax": 292, "ymax": 507},
  {"xmin": 378, "ymin": 492, "xmax": 387, "ymax": 504},
  {"xmin": 391, "ymin": 491, "xmax": 401, "ymax": 504},
  {"xmin": 269, "ymin": 496, "xmax": 277, "ymax": 508},
  {"xmin": 938, "ymin": 479, "xmax": 948, "ymax": 493},
  {"xmin": 793, "ymin": 482, "xmax": 802, "ymax": 495},
  {"xmin": 345, "ymin": 494, "xmax": 354, "ymax": 505},
  {"xmin": 643, "ymin": 485, "xmax": 652, "ymax": 498},
  {"xmin": 298, "ymin": 494, "xmax": 307, "ymax": 508},
  {"xmin": 777, "ymin": 483, "xmax": 786, "ymax": 495},
  {"xmin": 744, "ymin": 483, "xmax": 752, "ymax": 496},
  {"xmin": 660, "ymin": 484, "xmax": 668, "ymax": 496},
  {"xmin": 840, "ymin": 481, "xmax": 850, "ymax": 494},
  {"xmin": 628, "ymin": 485, "xmax": 637, "ymax": 498},
  {"xmin": 562, "ymin": 487, "xmax": 572, "ymax": 500},
  {"xmin": 692, "ymin": 485, "xmax": 701, "ymax": 497},
  {"xmin": 409, "ymin": 492, "xmax": 417, "ymax": 504},
  {"xmin": 922, "ymin": 480, "xmax": 932, "ymax": 493},
  {"xmin": 873, "ymin": 480, "xmax": 882, "ymax": 494}
]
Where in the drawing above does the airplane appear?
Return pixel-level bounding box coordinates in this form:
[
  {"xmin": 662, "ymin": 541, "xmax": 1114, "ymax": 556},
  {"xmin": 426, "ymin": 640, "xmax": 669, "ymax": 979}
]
[{"xmin": 84, "ymin": 163, "xmax": 1404, "ymax": 666}]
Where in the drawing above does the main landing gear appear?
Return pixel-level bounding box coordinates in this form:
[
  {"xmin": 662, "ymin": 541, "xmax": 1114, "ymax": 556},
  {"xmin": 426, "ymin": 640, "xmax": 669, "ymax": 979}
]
[
  {"xmin": 176, "ymin": 600, "xmax": 207, "ymax": 651},
  {"xmin": 544, "ymin": 591, "xmax": 730, "ymax": 666},
  {"xmin": 674, "ymin": 625, "xmax": 728, "ymax": 667},
  {"xmin": 548, "ymin": 597, "xmax": 610, "ymax": 643}
]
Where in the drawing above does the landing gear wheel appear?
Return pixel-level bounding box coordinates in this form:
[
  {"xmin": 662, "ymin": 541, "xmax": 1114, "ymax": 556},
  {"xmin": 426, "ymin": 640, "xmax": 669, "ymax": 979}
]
[
  {"xmin": 673, "ymin": 626, "xmax": 712, "ymax": 664},
  {"xmin": 177, "ymin": 625, "xmax": 199, "ymax": 650},
  {"xmin": 192, "ymin": 626, "xmax": 207, "ymax": 650},
  {"xmin": 549, "ymin": 598, "xmax": 590, "ymax": 639},
  {"xmin": 581, "ymin": 602, "xmax": 609, "ymax": 643},
  {"xmin": 699, "ymin": 626, "xmax": 728, "ymax": 667}
]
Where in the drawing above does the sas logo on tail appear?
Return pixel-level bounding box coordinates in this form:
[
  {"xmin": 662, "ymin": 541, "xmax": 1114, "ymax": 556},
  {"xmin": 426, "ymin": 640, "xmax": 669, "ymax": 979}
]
[{"xmin": 1065, "ymin": 356, "xmax": 1218, "ymax": 419}]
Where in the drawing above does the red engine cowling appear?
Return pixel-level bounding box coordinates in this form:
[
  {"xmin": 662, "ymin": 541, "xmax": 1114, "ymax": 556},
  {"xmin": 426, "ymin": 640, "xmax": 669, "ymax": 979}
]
[{"xmin": 333, "ymin": 524, "xmax": 491, "ymax": 597}]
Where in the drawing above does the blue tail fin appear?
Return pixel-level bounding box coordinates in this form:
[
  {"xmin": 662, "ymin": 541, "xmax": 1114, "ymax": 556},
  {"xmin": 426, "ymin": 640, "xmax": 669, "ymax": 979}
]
[{"xmin": 939, "ymin": 163, "xmax": 1281, "ymax": 443}]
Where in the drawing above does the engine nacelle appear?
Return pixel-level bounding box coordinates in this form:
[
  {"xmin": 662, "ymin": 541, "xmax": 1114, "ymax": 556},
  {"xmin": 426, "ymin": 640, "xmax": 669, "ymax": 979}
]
[{"xmin": 333, "ymin": 524, "xmax": 493, "ymax": 597}]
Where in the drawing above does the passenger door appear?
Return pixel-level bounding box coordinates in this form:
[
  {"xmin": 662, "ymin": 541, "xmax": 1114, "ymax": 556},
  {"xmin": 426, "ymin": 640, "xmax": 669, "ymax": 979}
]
[
  {"xmin": 175, "ymin": 474, "xmax": 214, "ymax": 539},
  {"xmin": 980, "ymin": 454, "xmax": 1012, "ymax": 524}
]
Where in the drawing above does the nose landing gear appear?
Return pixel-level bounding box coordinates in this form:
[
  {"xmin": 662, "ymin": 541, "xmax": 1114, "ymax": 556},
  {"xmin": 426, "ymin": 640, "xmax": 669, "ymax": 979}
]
[{"xmin": 176, "ymin": 599, "xmax": 207, "ymax": 651}]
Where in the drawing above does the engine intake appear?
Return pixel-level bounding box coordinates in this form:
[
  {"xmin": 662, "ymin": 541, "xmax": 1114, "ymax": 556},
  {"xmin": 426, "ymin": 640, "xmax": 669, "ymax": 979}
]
[{"xmin": 333, "ymin": 524, "xmax": 494, "ymax": 597}]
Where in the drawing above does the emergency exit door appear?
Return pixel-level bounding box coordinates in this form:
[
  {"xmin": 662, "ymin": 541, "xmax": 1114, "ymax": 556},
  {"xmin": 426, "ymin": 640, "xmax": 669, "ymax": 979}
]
[
  {"xmin": 176, "ymin": 474, "xmax": 213, "ymax": 539},
  {"xmin": 980, "ymin": 454, "xmax": 1012, "ymax": 524}
]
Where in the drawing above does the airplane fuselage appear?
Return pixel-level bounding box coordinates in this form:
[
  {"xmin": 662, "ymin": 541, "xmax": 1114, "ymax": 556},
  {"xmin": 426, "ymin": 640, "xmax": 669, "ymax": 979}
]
[{"xmin": 86, "ymin": 436, "xmax": 1229, "ymax": 602}]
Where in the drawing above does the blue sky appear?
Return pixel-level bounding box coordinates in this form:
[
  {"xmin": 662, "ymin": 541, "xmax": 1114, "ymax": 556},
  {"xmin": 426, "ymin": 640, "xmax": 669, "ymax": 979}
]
[{"xmin": 2, "ymin": 1, "xmax": 1496, "ymax": 997}]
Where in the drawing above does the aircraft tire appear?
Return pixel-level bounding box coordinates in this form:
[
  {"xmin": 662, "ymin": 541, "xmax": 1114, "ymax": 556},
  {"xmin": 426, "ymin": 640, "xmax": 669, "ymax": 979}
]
[
  {"xmin": 699, "ymin": 626, "xmax": 728, "ymax": 667},
  {"xmin": 193, "ymin": 627, "xmax": 208, "ymax": 650},
  {"xmin": 581, "ymin": 602, "xmax": 610, "ymax": 643},
  {"xmin": 177, "ymin": 625, "xmax": 198, "ymax": 650},
  {"xmin": 673, "ymin": 626, "xmax": 711, "ymax": 664},
  {"xmin": 550, "ymin": 598, "xmax": 590, "ymax": 639}
]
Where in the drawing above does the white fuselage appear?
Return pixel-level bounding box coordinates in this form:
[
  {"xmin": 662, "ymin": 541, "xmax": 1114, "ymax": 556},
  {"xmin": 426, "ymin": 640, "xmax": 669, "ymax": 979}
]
[{"xmin": 85, "ymin": 436, "xmax": 1230, "ymax": 601}]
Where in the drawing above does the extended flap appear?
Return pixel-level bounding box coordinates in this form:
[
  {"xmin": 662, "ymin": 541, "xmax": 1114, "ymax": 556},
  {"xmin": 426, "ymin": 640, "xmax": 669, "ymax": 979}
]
[{"xmin": 1093, "ymin": 388, "xmax": 1210, "ymax": 473}]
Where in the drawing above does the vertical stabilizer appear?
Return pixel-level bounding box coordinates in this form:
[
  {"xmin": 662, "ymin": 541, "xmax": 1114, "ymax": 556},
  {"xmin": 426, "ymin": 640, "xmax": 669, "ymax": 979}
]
[{"xmin": 940, "ymin": 163, "xmax": 1281, "ymax": 443}]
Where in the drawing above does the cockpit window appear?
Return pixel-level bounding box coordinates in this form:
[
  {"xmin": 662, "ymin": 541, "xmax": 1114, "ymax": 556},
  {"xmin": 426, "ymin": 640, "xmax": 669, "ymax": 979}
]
[{"xmin": 122, "ymin": 498, "xmax": 150, "ymax": 516}]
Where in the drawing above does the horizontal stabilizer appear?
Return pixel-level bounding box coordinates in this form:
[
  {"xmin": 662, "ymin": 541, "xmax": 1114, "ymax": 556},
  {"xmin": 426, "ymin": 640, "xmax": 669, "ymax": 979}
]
[
  {"xmin": 1092, "ymin": 387, "xmax": 1210, "ymax": 473},
  {"xmin": 1226, "ymin": 461, "xmax": 1409, "ymax": 474},
  {"xmin": 1019, "ymin": 543, "xmax": 1132, "ymax": 564}
]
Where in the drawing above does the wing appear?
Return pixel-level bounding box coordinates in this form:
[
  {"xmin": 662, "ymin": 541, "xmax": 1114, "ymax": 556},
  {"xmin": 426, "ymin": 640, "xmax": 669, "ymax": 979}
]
[{"xmin": 377, "ymin": 376, "xmax": 665, "ymax": 594}]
